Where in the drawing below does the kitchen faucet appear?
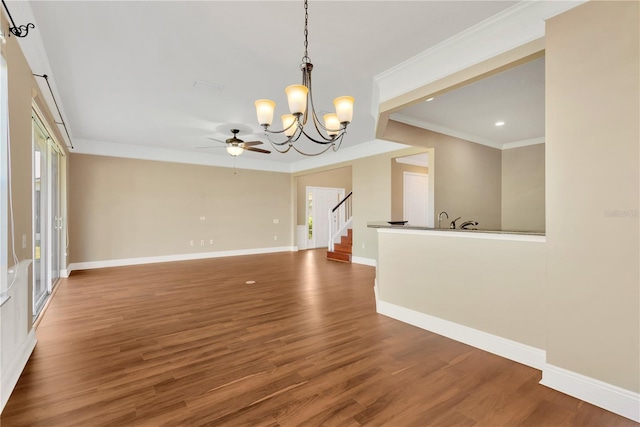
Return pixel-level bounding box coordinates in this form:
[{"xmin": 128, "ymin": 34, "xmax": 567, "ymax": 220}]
[
  {"xmin": 449, "ymin": 217, "xmax": 461, "ymax": 229},
  {"xmin": 437, "ymin": 211, "xmax": 449, "ymax": 229}
]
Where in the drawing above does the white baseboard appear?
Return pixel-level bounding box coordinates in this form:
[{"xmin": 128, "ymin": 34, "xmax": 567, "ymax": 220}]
[
  {"xmin": 352, "ymin": 256, "xmax": 377, "ymax": 267},
  {"xmin": 376, "ymin": 299, "xmax": 546, "ymax": 370},
  {"xmin": 541, "ymin": 364, "xmax": 640, "ymax": 423},
  {"xmin": 60, "ymin": 269, "xmax": 69, "ymax": 278},
  {"xmin": 67, "ymin": 246, "xmax": 297, "ymax": 273},
  {"xmin": 1, "ymin": 329, "xmax": 37, "ymax": 412}
]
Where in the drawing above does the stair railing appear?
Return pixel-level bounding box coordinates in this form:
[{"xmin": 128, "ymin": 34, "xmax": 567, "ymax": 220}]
[{"xmin": 328, "ymin": 191, "xmax": 353, "ymax": 251}]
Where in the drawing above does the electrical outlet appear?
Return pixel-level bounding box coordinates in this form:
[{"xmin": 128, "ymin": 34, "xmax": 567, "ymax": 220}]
[
  {"xmin": 273, "ymin": 219, "xmax": 279, "ymax": 224},
  {"xmin": 22, "ymin": 234, "xmax": 27, "ymax": 249},
  {"xmin": 200, "ymin": 240, "xmax": 205, "ymax": 246},
  {"xmin": 274, "ymin": 235, "xmax": 278, "ymax": 241},
  {"xmin": 362, "ymin": 243, "xmax": 365, "ymax": 249},
  {"xmin": 200, "ymin": 216, "xmax": 206, "ymax": 221},
  {"xmin": 190, "ymin": 240, "xmax": 194, "ymax": 246},
  {"xmin": 210, "ymin": 239, "xmax": 214, "ymax": 245}
]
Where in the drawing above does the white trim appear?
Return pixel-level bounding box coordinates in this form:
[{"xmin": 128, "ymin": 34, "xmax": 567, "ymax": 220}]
[
  {"xmin": 1, "ymin": 329, "xmax": 37, "ymax": 412},
  {"xmin": 376, "ymin": 227, "xmax": 546, "ymax": 243},
  {"xmin": 71, "ymin": 138, "xmax": 414, "ymax": 174},
  {"xmin": 395, "ymin": 153, "xmax": 428, "ymax": 167},
  {"xmin": 352, "ymin": 256, "xmax": 376, "ymax": 267},
  {"xmin": 502, "ymin": 137, "xmax": 545, "ymax": 150},
  {"xmin": 374, "ymin": 1, "xmax": 586, "ymax": 103},
  {"xmin": 290, "ymin": 139, "xmax": 412, "ymax": 173},
  {"xmin": 73, "ymin": 138, "xmax": 292, "ymax": 173},
  {"xmin": 541, "ymin": 364, "xmax": 640, "ymax": 423},
  {"xmin": 391, "ymin": 114, "xmax": 503, "ymax": 149},
  {"xmin": 391, "ymin": 114, "xmax": 546, "ymax": 151},
  {"xmin": 60, "ymin": 269, "xmax": 69, "ymax": 278},
  {"xmin": 376, "ymin": 299, "xmax": 546, "ymax": 370},
  {"xmin": 67, "ymin": 246, "xmax": 296, "ymax": 273}
]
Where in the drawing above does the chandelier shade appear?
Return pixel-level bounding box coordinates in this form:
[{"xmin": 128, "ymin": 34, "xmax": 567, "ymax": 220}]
[
  {"xmin": 255, "ymin": 99, "xmax": 276, "ymax": 127},
  {"xmin": 323, "ymin": 114, "xmax": 340, "ymax": 137},
  {"xmin": 285, "ymin": 85, "xmax": 309, "ymax": 115},
  {"xmin": 282, "ymin": 114, "xmax": 297, "ymax": 137},
  {"xmin": 334, "ymin": 96, "xmax": 355, "ymax": 124},
  {"xmin": 254, "ymin": 0, "xmax": 354, "ymax": 156}
]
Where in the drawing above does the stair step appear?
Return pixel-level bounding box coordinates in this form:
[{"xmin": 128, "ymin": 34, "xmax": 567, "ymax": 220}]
[
  {"xmin": 334, "ymin": 243, "xmax": 352, "ymax": 254},
  {"xmin": 327, "ymin": 251, "xmax": 351, "ymax": 263},
  {"xmin": 341, "ymin": 235, "xmax": 352, "ymax": 245},
  {"xmin": 347, "ymin": 229, "xmax": 352, "ymax": 237}
]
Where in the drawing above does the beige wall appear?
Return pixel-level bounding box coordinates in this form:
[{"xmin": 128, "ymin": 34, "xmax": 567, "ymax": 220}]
[
  {"xmin": 501, "ymin": 144, "xmax": 545, "ymax": 232},
  {"xmin": 378, "ymin": 230, "xmax": 545, "ymax": 349},
  {"xmin": 68, "ymin": 154, "xmax": 292, "ymax": 263},
  {"xmin": 546, "ymin": 1, "xmax": 639, "ymax": 392},
  {"xmin": 294, "ymin": 166, "xmax": 352, "ymax": 226},
  {"xmin": 391, "ymin": 159, "xmax": 428, "ymax": 222},
  {"xmin": 383, "ymin": 121, "xmax": 502, "ymax": 231}
]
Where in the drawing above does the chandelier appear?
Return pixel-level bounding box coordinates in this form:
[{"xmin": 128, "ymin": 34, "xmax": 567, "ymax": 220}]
[{"xmin": 254, "ymin": 0, "xmax": 354, "ymax": 156}]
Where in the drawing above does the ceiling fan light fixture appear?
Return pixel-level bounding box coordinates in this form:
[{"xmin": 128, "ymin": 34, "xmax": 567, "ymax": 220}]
[
  {"xmin": 226, "ymin": 145, "xmax": 244, "ymax": 156},
  {"xmin": 254, "ymin": 0, "xmax": 354, "ymax": 156}
]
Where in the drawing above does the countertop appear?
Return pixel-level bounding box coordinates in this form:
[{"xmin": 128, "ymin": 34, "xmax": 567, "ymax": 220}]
[{"xmin": 367, "ymin": 221, "xmax": 545, "ymax": 236}]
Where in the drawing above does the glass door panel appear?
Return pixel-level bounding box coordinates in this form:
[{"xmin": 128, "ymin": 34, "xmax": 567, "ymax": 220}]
[
  {"xmin": 33, "ymin": 120, "xmax": 48, "ymax": 316},
  {"xmin": 49, "ymin": 143, "xmax": 60, "ymax": 292}
]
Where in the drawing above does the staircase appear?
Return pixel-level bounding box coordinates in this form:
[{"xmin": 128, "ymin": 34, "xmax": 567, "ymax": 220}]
[
  {"xmin": 327, "ymin": 228, "xmax": 352, "ymax": 263},
  {"xmin": 327, "ymin": 192, "xmax": 353, "ymax": 263}
]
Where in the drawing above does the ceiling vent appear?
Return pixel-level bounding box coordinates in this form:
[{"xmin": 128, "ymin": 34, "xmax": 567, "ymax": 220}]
[{"xmin": 193, "ymin": 80, "xmax": 224, "ymax": 95}]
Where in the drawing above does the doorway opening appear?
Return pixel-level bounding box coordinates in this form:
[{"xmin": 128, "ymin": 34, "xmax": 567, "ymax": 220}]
[
  {"xmin": 306, "ymin": 186, "xmax": 345, "ymax": 249},
  {"xmin": 392, "ymin": 150, "xmax": 435, "ymax": 227}
]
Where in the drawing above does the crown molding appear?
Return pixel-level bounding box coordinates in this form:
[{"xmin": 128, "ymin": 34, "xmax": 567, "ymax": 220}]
[
  {"xmin": 289, "ymin": 139, "xmax": 412, "ymax": 173},
  {"xmin": 503, "ymin": 137, "xmax": 545, "ymax": 150},
  {"xmin": 374, "ymin": 0, "xmax": 586, "ymax": 104},
  {"xmin": 395, "ymin": 153, "xmax": 428, "ymax": 168},
  {"xmin": 390, "ymin": 114, "xmax": 503, "ymax": 150},
  {"xmin": 72, "ymin": 137, "xmax": 413, "ymax": 174},
  {"xmin": 72, "ymin": 139, "xmax": 293, "ymax": 173}
]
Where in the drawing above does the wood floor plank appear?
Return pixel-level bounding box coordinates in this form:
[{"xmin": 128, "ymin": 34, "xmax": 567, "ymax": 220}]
[{"xmin": 2, "ymin": 249, "xmax": 637, "ymax": 426}]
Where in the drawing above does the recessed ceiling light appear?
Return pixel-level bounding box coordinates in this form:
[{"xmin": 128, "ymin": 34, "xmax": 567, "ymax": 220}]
[
  {"xmin": 425, "ymin": 97, "xmax": 435, "ymax": 102},
  {"xmin": 495, "ymin": 121, "xmax": 505, "ymax": 126}
]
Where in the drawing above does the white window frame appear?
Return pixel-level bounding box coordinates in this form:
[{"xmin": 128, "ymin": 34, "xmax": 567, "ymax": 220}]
[{"xmin": 1, "ymin": 54, "xmax": 9, "ymax": 303}]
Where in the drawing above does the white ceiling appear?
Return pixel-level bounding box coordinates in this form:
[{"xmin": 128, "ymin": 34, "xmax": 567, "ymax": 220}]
[
  {"xmin": 392, "ymin": 56, "xmax": 545, "ymax": 149},
  {"xmin": 14, "ymin": 1, "xmax": 538, "ymax": 168}
]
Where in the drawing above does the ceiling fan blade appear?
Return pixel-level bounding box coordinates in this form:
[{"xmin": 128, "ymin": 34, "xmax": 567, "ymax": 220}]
[
  {"xmin": 240, "ymin": 140, "xmax": 263, "ymax": 147},
  {"xmin": 196, "ymin": 145, "xmax": 226, "ymax": 149},
  {"xmin": 206, "ymin": 137, "xmax": 227, "ymax": 144},
  {"xmin": 245, "ymin": 147, "xmax": 271, "ymax": 154}
]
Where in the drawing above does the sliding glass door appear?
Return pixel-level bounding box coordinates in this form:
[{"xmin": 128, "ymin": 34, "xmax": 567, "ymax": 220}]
[{"xmin": 32, "ymin": 113, "xmax": 63, "ymax": 318}]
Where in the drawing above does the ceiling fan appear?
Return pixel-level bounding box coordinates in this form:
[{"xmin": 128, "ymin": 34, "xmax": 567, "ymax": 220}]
[{"xmin": 200, "ymin": 129, "xmax": 271, "ymax": 156}]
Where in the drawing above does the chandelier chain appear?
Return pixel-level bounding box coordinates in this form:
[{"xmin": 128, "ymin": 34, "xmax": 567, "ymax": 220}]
[
  {"xmin": 254, "ymin": 0, "xmax": 353, "ymax": 156},
  {"xmin": 302, "ymin": 0, "xmax": 310, "ymax": 63}
]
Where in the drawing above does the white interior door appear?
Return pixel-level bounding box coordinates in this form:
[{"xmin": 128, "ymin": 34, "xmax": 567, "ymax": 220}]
[
  {"xmin": 306, "ymin": 187, "xmax": 345, "ymax": 249},
  {"xmin": 403, "ymin": 172, "xmax": 429, "ymax": 226}
]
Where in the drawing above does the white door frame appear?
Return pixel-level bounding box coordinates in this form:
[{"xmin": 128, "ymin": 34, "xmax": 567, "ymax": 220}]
[
  {"xmin": 400, "ymin": 148, "xmax": 435, "ymax": 227},
  {"xmin": 403, "ymin": 172, "xmax": 429, "ymax": 226},
  {"xmin": 306, "ymin": 186, "xmax": 345, "ymax": 249}
]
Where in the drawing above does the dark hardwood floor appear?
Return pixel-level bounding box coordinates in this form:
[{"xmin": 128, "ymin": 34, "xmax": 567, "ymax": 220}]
[{"xmin": 2, "ymin": 249, "xmax": 637, "ymax": 426}]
